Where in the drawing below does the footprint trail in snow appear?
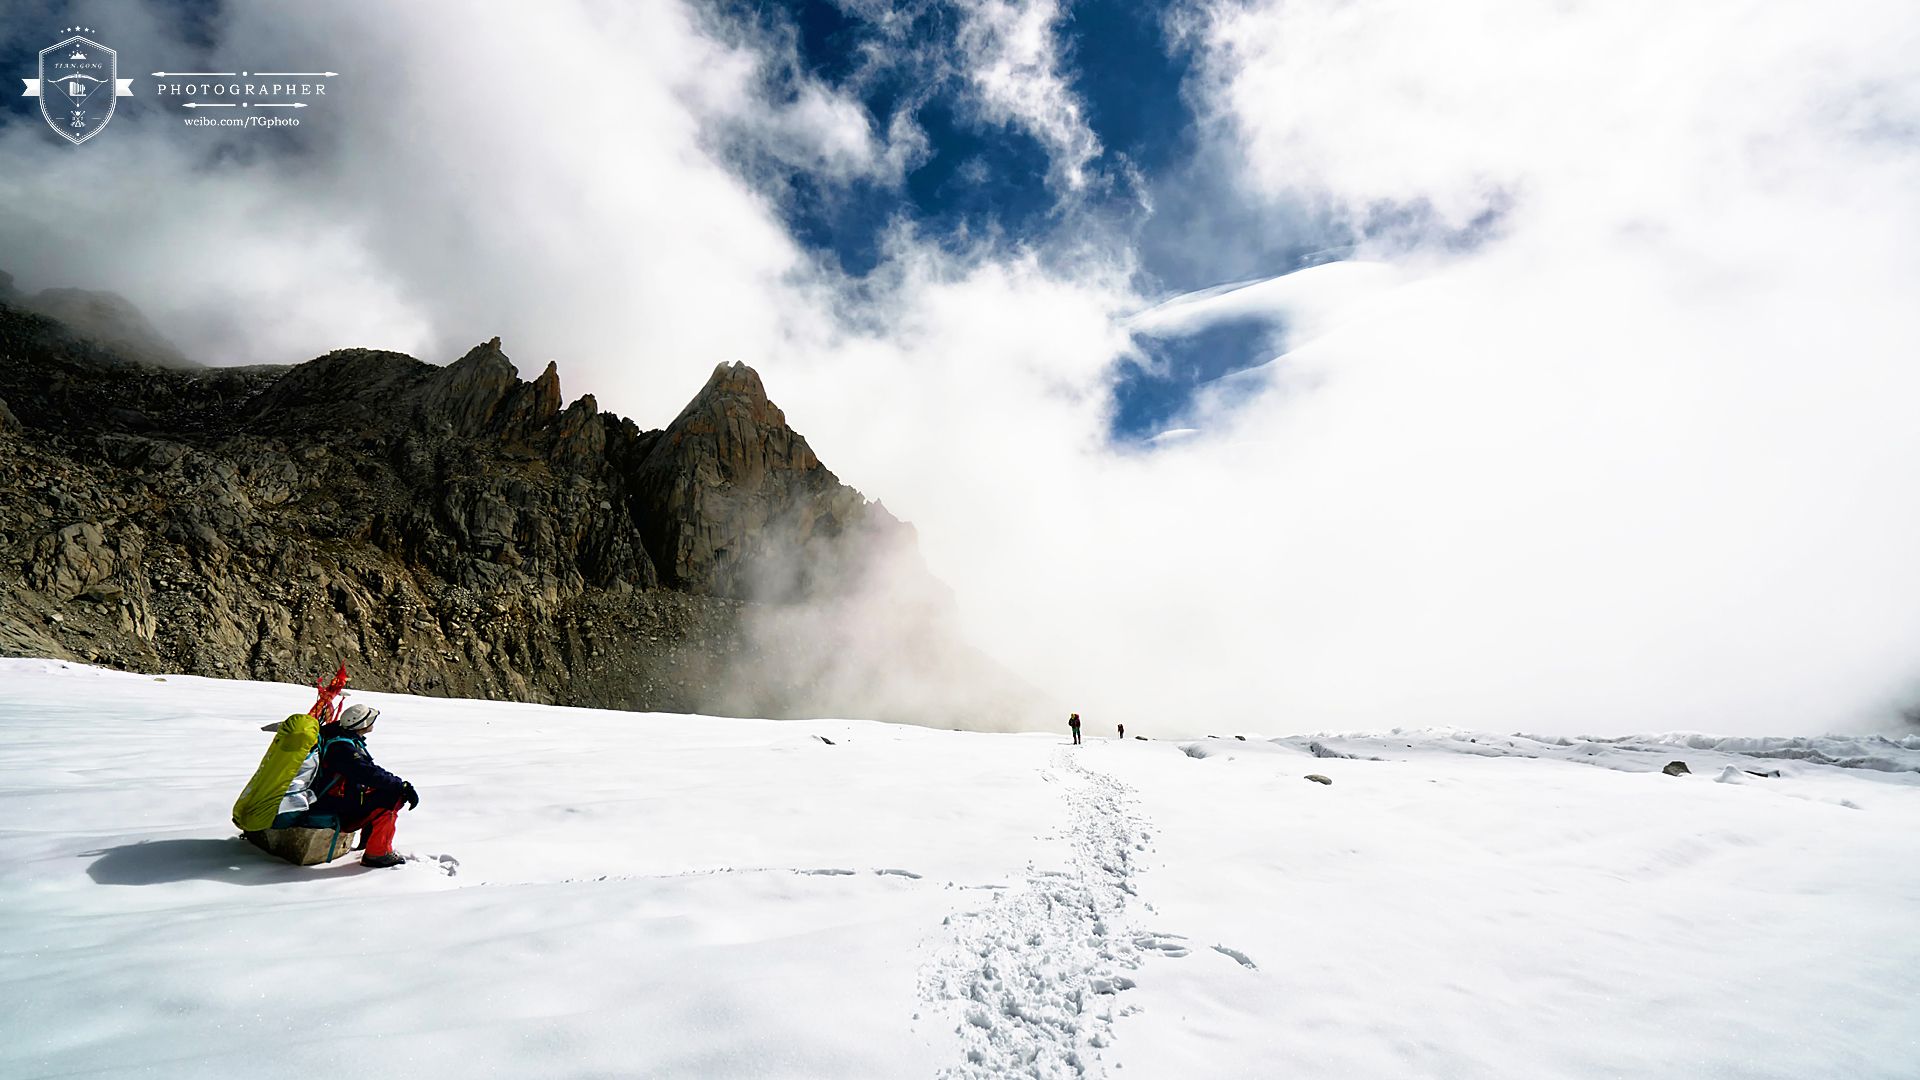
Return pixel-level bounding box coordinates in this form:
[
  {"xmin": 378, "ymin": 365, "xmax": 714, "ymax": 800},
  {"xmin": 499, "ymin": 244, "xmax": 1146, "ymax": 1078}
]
[{"xmin": 923, "ymin": 748, "xmax": 1157, "ymax": 1078}]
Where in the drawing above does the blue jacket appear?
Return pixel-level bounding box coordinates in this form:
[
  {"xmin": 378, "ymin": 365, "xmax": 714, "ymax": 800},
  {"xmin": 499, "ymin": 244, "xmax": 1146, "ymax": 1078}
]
[{"xmin": 310, "ymin": 723, "xmax": 406, "ymax": 816}]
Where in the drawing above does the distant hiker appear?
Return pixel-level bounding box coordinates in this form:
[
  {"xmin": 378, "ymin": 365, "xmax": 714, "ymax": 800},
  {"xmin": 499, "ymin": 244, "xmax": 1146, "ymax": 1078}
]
[
  {"xmin": 1069, "ymin": 713, "xmax": 1082, "ymax": 745},
  {"xmin": 312, "ymin": 704, "xmax": 419, "ymax": 869},
  {"xmin": 1117, "ymin": 723, "xmax": 1124, "ymax": 740}
]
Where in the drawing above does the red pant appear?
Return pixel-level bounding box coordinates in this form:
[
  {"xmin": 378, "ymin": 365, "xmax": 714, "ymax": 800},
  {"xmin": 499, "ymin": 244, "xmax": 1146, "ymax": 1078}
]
[{"xmin": 342, "ymin": 797, "xmax": 404, "ymax": 857}]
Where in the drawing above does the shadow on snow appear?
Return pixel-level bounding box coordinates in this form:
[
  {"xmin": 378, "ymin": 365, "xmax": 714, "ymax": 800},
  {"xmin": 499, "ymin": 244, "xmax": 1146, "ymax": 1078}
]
[{"xmin": 83, "ymin": 837, "xmax": 370, "ymax": 886}]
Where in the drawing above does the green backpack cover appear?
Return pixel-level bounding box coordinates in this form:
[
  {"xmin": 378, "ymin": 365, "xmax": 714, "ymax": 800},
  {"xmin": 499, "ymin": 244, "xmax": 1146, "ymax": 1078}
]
[{"xmin": 232, "ymin": 713, "xmax": 320, "ymax": 831}]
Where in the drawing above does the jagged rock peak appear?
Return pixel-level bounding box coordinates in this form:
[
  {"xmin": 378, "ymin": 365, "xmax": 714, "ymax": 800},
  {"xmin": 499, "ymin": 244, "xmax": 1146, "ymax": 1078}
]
[
  {"xmin": 635, "ymin": 361, "xmax": 863, "ymax": 597},
  {"xmin": 657, "ymin": 361, "xmax": 819, "ymax": 481},
  {"xmin": 420, "ymin": 338, "xmax": 517, "ymax": 437},
  {"xmin": 678, "ymin": 360, "xmax": 781, "ymax": 423},
  {"xmin": 408, "ymin": 339, "xmax": 567, "ymax": 443}
]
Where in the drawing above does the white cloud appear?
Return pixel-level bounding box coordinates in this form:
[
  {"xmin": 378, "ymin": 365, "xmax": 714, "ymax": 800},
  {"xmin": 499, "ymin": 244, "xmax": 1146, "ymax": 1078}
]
[
  {"xmin": 787, "ymin": 0, "xmax": 1920, "ymax": 736},
  {"xmin": 954, "ymin": 0, "xmax": 1104, "ymax": 191},
  {"xmin": 6, "ymin": 0, "xmax": 1920, "ymax": 737},
  {"xmin": 2, "ymin": 1, "xmax": 810, "ymax": 395}
]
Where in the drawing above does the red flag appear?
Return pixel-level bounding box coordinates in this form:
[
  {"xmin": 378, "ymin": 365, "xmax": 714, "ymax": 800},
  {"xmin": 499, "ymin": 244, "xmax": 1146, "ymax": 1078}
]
[{"xmin": 308, "ymin": 663, "xmax": 349, "ymax": 724}]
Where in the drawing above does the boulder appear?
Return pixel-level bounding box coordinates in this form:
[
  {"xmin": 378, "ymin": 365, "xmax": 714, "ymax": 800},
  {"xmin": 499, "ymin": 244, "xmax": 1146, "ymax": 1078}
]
[
  {"xmin": 35, "ymin": 521, "xmax": 115, "ymax": 602},
  {"xmin": 1662, "ymin": 760, "xmax": 1691, "ymax": 776},
  {"xmin": 243, "ymin": 826, "xmax": 356, "ymax": 866}
]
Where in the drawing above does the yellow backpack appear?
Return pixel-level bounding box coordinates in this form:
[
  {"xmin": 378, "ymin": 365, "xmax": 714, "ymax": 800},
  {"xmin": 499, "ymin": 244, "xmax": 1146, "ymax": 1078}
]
[
  {"xmin": 232, "ymin": 713, "xmax": 321, "ymax": 831},
  {"xmin": 232, "ymin": 665, "xmax": 349, "ymax": 832}
]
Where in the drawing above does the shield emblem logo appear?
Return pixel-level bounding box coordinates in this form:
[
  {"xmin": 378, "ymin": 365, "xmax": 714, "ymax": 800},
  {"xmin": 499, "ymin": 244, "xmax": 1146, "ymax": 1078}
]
[{"xmin": 38, "ymin": 36, "xmax": 119, "ymax": 145}]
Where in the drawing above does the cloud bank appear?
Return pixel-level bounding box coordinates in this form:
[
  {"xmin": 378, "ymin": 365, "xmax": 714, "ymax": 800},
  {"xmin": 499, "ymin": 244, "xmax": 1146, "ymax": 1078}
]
[{"xmin": 4, "ymin": 0, "xmax": 1919, "ymax": 736}]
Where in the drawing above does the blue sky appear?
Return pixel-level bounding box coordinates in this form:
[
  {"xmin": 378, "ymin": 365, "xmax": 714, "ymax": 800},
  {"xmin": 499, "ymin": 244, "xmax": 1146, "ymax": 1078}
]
[
  {"xmin": 697, "ymin": 0, "xmax": 1323, "ymax": 440},
  {"xmin": 0, "ymin": 0, "xmax": 1452, "ymax": 443}
]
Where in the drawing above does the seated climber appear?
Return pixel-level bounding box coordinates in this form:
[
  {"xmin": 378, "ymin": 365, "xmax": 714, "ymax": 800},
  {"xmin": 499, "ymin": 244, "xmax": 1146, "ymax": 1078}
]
[{"xmin": 311, "ymin": 704, "xmax": 419, "ymax": 869}]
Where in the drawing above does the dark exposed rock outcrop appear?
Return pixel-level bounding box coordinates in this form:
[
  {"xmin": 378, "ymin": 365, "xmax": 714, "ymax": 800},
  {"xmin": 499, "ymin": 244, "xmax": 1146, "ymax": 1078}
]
[
  {"xmin": 0, "ymin": 295, "xmax": 1045, "ymax": 729},
  {"xmin": 635, "ymin": 360, "xmax": 916, "ymax": 602}
]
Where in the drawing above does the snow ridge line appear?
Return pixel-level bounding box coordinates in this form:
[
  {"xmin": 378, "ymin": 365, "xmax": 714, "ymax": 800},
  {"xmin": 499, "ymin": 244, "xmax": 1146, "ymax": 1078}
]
[{"xmin": 923, "ymin": 748, "xmax": 1154, "ymax": 1079}]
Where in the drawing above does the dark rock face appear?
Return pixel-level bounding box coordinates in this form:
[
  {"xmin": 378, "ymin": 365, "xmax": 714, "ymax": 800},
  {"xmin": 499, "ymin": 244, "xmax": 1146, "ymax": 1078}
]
[
  {"xmin": 635, "ymin": 360, "xmax": 907, "ymax": 603},
  {"xmin": 0, "ymin": 298, "xmax": 1045, "ymax": 728}
]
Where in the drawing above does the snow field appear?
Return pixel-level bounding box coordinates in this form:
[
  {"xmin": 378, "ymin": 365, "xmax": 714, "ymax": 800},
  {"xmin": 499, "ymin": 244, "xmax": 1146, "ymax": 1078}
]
[
  {"xmin": 1, "ymin": 662, "xmax": 1057, "ymax": 1078},
  {"xmin": 3, "ymin": 660, "xmax": 1917, "ymax": 1078},
  {"xmin": 923, "ymin": 748, "xmax": 1155, "ymax": 1077},
  {"xmin": 1097, "ymin": 731, "xmax": 1920, "ymax": 1078}
]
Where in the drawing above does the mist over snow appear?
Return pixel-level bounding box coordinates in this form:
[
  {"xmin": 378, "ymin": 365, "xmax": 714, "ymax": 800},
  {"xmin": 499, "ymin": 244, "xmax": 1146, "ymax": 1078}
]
[{"xmin": 5, "ymin": 1, "xmax": 1920, "ymax": 736}]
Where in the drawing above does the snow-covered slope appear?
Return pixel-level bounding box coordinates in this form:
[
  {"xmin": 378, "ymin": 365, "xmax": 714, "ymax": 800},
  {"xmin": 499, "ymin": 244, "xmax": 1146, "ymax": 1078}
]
[{"xmin": 2, "ymin": 659, "xmax": 1915, "ymax": 1078}]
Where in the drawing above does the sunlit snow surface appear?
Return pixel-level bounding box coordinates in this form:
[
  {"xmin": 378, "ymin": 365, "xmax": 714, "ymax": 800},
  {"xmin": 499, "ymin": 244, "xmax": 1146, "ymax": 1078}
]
[{"xmin": 3, "ymin": 659, "xmax": 1916, "ymax": 1079}]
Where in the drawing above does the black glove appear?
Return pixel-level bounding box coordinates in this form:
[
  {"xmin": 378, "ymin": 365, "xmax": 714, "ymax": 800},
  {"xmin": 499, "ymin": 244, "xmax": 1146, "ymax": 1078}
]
[{"xmin": 400, "ymin": 781, "xmax": 419, "ymax": 811}]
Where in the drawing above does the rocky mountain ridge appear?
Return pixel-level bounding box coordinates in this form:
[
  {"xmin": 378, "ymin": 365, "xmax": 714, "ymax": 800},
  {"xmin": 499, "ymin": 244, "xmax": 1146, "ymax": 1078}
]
[{"xmin": 0, "ymin": 291, "xmax": 1042, "ymax": 728}]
